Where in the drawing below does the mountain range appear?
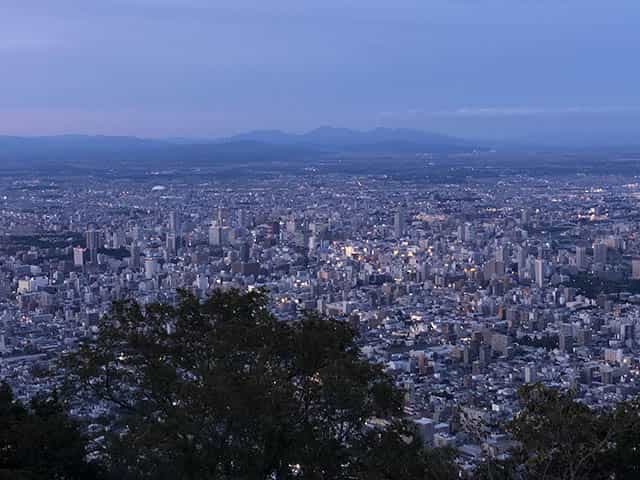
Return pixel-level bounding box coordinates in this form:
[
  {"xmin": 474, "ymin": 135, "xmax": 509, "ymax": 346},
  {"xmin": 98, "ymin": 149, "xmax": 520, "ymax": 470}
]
[{"xmin": 0, "ymin": 127, "xmax": 480, "ymax": 170}]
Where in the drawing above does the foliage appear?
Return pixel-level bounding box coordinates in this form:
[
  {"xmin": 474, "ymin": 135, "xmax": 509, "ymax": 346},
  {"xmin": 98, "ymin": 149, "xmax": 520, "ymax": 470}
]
[
  {"xmin": 0, "ymin": 382, "xmax": 99, "ymax": 480},
  {"xmin": 65, "ymin": 288, "xmax": 453, "ymax": 480},
  {"xmin": 485, "ymin": 383, "xmax": 640, "ymax": 480}
]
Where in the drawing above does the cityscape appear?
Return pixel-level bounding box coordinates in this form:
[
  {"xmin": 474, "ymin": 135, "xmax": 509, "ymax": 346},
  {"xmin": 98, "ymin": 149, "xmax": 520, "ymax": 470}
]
[
  {"xmin": 3, "ymin": 158, "xmax": 640, "ymax": 473},
  {"xmin": 4, "ymin": 1, "xmax": 640, "ymax": 478}
]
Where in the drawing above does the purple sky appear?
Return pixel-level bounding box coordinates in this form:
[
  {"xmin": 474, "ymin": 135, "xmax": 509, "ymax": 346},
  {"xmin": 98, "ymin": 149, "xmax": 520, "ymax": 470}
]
[{"xmin": 2, "ymin": 0, "xmax": 640, "ymax": 143}]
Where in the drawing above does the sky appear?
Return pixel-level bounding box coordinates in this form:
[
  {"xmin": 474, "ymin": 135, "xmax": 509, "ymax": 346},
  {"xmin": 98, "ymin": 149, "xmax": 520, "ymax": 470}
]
[{"xmin": 2, "ymin": 0, "xmax": 640, "ymax": 143}]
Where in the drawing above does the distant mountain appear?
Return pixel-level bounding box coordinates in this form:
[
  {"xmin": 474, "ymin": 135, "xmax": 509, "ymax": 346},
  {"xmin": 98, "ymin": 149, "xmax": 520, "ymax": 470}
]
[
  {"xmin": 223, "ymin": 126, "xmax": 473, "ymax": 152},
  {"xmin": 0, "ymin": 127, "xmax": 480, "ymax": 171}
]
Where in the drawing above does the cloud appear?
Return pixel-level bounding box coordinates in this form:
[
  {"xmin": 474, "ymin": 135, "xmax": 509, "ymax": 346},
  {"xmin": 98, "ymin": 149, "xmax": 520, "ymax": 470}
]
[{"xmin": 378, "ymin": 106, "xmax": 640, "ymax": 119}]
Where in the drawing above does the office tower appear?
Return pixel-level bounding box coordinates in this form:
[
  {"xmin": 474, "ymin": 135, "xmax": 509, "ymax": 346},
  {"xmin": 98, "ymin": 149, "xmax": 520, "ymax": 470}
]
[
  {"xmin": 535, "ymin": 258, "xmax": 545, "ymax": 288},
  {"xmin": 524, "ymin": 364, "xmax": 537, "ymax": 383},
  {"xmin": 144, "ymin": 257, "xmax": 158, "ymax": 280},
  {"xmin": 217, "ymin": 207, "xmax": 225, "ymax": 226},
  {"xmin": 130, "ymin": 244, "xmax": 141, "ymax": 269},
  {"xmin": 168, "ymin": 211, "xmax": 181, "ymax": 251},
  {"xmin": 111, "ymin": 230, "xmax": 126, "ymax": 249},
  {"xmin": 209, "ymin": 225, "xmax": 222, "ymax": 246},
  {"xmin": 239, "ymin": 242, "xmax": 250, "ymax": 262},
  {"xmin": 394, "ymin": 207, "xmax": 405, "ymax": 239},
  {"xmin": 166, "ymin": 233, "xmax": 177, "ymax": 254},
  {"xmin": 632, "ymin": 258, "xmax": 640, "ymax": 280},
  {"xmin": 593, "ymin": 242, "xmax": 608, "ymax": 264},
  {"xmin": 132, "ymin": 226, "xmax": 143, "ymax": 241},
  {"xmin": 559, "ymin": 333, "xmax": 574, "ymax": 353},
  {"xmin": 195, "ymin": 274, "xmax": 209, "ymax": 291},
  {"xmin": 464, "ymin": 223, "xmax": 474, "ymax": 242},
  {"xmin": 237, "ymin": 209, "xmax": 247, "ymax": 228},
  {"xmin": 575, "ymin": 246, "xmax": 587, "ymax": 269},
  {"xmin": 517, "ymin": 245, "xmax": 527, "ymax": 276},
  {"xmin": 495, "ymin": 245, "xmax": 508, "ymax": 263},
  {"xmin": 169, "ymin": 211, "xmax": 179, "ymax": 234},
  {"xmin": 73, "ymin": 247, "xmax": 85, "ymax": 267},
  {"xmin": 85, "ymin": 226, "xmax": 99, "ymax": 264},
  {"xmin": 413, "ymin": 417, "xmax": 435, "ymax": 447},
  {"xmin": 521, "ymin": 209, "xmax": 531, "ymax": 226}
]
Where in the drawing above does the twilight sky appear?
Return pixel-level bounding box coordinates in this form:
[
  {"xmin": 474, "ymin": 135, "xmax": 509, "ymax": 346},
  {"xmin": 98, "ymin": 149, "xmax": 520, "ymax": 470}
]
[{"xmin": 2, "ymin": 0, "xmax": 640, "ymax": 143}]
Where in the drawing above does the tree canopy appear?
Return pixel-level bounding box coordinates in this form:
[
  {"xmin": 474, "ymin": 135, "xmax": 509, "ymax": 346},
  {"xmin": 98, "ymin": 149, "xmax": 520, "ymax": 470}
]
[
  {"xmin": 0, "ymin": 382, "xmax": 99, "ymax": 480},
  {"xmin": 65, "ymin": 288, "xmax": 450, "ymax": 480},
  {"xmin": 476, "ymin": 383, "xmax": 640, "ymax": 480}
]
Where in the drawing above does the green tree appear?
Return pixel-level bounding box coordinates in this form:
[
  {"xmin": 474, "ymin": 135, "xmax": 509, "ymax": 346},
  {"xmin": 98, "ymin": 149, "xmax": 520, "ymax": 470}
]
[
  {"xmin": 0, "ymin": 382, "xmax": 99, "ymax": 480},
  {"xmin": 65, "ymin": 289, "xmax": 457, "ymax": 480}
]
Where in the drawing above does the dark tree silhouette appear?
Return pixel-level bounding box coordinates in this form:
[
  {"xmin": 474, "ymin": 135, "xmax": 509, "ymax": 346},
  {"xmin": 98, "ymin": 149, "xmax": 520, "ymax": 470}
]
[
  {"xmin": 474, "ymin": 383, "xmax": 640, "ymax": 480},
  {"xmin": 65, "ymin": 289, "xmax": 455, "ymax": 480},
  {"xmin": 0, "ymin": 382, "xmax": 99, "ymax": 480}
]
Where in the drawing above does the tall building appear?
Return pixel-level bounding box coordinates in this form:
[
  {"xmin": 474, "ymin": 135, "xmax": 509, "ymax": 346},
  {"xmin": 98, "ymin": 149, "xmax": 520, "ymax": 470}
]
[
  {"xmin": 168, "ymin": 211, "xmax": 179, "ymax": 234},
  {"xmin": 239, "ymin": 242, "xmax": 250, "ymax": 262},
  {"xmin": 144, "ymin": 257, "xmax": 158, "ymax": 280},
  {"xmin": 495, "ymin": 245, "xmax": 508, "ymax": 264},
  {"xmin": 217, "ymin": 207, "xmax": 225, "ymax": 226},
  {"xmin": 85, "ymin": 227, "xmax": 99, "ymax": 264},
  {"xmin": 575, "ymin": 246, "xmax": 587, "ymax": 269},
  {"xmin": 517, "ymin": 245, "xmax": 527, "ymax": 277},
  {"xmin": 535, "ymin": 259, "xmax": 545, "ymax": 288},
  {"xmin": 130, "ymin": 244, "xmax": 141, "ymax": 269},
  {"xmin": 593, "ymin": 242, "xmax": 608, "ymax": 264},
  {"xmin": 464, "ymin": 223, "xmax": 474, "ymax": 243},
  {"xmin": 393, "ymin": 207, "xmax": 405, "ymax": 239},
  {"xmin": 632, "ymin": 258, "xmax": 640, "ymax": 280},
  {"xmin": 524, "ymin": 364, "xmax": 537, "ymax": 383},
  {"xmin": 559, "ymin": 333, "xmax": 574, "ymax": 353},
  {"xmin": 209, "ymin": 225, "xmax": 222, "ymax": 246},
  {"xmin": 73, "ymin": 247, "xmax": 85, "ymax": 267},
  {"xmin": 166, "ymin": 233, "xmax": 177, "ymax": 254},
  {"xmin": 237, "ymin": 209, "xmax": 247, "ymax": 228}
]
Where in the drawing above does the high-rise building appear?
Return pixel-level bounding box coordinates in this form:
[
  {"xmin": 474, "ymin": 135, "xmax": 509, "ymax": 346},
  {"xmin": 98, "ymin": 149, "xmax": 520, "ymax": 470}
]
[
  {"xmin": 166, "ymin": 233, "xmax": 177, "ymax": 254},
  {"xmin": 237, "ymin": 209, "xmax": 247, "ymax": 228},
  {"xmin": 524, "ymin": 364, "xmax": 537, "ymax": 383},
  {"xmin": 239, "ymin": 242, "xmax": 250, "ymax": 262},
  {"xmin": 85, "ymin": 227, "xmax": 99, "ymax": 264},
  {"xmin": 495, "ymin": 245, "xmax": 508, "ymax": 264},
  {"xmin": 575, "ymin": 246, "xmax": 587, "ymax": 269},
  {"xmin": 73, "ymin": 247, "xmax": 85, "ymax": 267},
  {"xmin": 464, "ymin": 223, "xmax": 474, "ymax": 243},
  {"xmin": 168, "ymin": 211, "xmax": 179, "ymax": 234},
  {"xmin": 593, "ymin": 242, "xmax": 608, "ymax": 264},
  {"xmin": 517, "ymin": 245, "xmax": 527, "ymax": 278},
  {"xmin": 535, "ymin": 258, "xmax": 545, "ymax": 288},
  {"xmin": 393, "ymin": 207, "xmax": 405, "ymax": 239},
  {"xmin": 632, "ymin": 258, "xmax": 640, "ymax": 280},
  {"xmin": 130, "ymin": 244, "xmax": 141, "ymax": 269},
  {"xmin": 559, "ymin": 333, "xmax": 574, "ymax": 353},
  {"xmin": 144, "ymin": 257, "xmax": 158, "ymax": 280},
  {"xmin": 209, "ymin": 225, "xmax": 222, "ymax": 246}
]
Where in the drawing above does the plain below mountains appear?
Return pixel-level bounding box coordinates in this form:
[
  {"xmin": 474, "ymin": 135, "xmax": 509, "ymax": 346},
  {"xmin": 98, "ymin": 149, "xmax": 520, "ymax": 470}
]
[{"xmin": 0, "ymin": 127, "xmax": 479, "ymax": 170}]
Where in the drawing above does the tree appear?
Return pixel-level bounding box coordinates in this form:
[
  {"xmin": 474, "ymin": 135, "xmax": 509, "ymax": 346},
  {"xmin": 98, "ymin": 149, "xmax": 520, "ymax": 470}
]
[
  {"xmin": 65, "ymin": 289, "xmax": 457, "ymax": 480},
  {"xmin": 502, "ymin": 383, "xmax": 617, "ymax": 480},
  {"xmin": 0, "ymin": 382, "xmax": 99, "ymax": 480}
]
